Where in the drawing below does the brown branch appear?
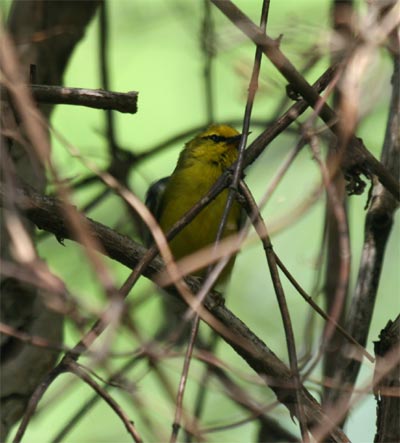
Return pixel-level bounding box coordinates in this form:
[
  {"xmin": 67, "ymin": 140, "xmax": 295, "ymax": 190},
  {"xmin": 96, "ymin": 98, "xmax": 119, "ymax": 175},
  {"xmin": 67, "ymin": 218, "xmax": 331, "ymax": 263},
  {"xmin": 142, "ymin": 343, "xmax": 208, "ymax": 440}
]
[
  {"xmin": 374, "ymin": 316, "xmax": 400, "ymax": 443},
  {"xmin": 186, "ymin": 2, "xmax": 271, "ymax": 438},
  {"xmin": 67, "ymin": 361, "xmax": 143, "ymax": 443},
  {"xmin": 320, "ymin": 33, "xmax": 400, "ymax": 417},
  {"xmin": 243, "ymin": 64, "xmax": 339, "ymax": 168},
  {"xmin": 1, "ymin": 2, "xmax": 100, "ymax": 439},
  {"xmin": 321, "ymin": 0, "xmax": 353, "ymax": 408},
  {"xmin": 12, "ymin": 367, "xmax": 64, "ymax": 443},
  {"xmin": 1, "ymin": 182, "xmax": 350, "ymax": 443},
  {"xmin": 211, "ymin": 0, "xmax": 400, "ymax": 201},
  {"xmin": 3, "ymin": 84, "xmax": 139, "ymax": 114},
  {"xmin": 238, "ymin": 180, "xmax": 310, "ymax": 441}
]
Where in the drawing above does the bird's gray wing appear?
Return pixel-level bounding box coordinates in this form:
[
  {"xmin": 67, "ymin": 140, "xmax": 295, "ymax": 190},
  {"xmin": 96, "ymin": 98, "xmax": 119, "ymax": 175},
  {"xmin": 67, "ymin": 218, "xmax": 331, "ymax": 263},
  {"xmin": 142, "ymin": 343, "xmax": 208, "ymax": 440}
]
[{"xmin": 142, "ymin": 176, "xmax": 169, "ymax": 246}]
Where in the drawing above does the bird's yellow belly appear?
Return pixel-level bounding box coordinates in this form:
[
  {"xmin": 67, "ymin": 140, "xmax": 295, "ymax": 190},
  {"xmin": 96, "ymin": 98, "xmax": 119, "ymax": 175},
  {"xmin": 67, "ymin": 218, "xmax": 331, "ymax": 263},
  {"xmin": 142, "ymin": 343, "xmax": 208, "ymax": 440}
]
[{"xmin": 159, "ymin": 182, "xmax": 240, "ymax": 276}]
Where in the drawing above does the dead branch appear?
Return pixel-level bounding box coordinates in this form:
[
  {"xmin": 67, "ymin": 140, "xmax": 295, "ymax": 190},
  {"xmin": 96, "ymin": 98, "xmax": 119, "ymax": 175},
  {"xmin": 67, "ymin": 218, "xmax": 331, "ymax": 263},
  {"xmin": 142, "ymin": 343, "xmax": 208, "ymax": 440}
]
[{"xmin": 3, "ymin": 84, "xmax": 138, "ymax": 113}]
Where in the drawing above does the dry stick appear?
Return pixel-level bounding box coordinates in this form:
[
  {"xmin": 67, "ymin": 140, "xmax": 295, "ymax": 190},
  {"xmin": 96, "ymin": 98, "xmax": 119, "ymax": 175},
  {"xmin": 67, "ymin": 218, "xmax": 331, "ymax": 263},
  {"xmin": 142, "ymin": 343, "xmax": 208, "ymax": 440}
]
[
  {"xmin": 239, "ymin": 180, "xmax": 310, "ymax": 442},
  {"xmin": 211, "ymin": 0, "xmax": 400, "ymax": 201},
  {"xmin": 8, "ymin": 172, "xmax": 191, "ymax": 441},
  {"xmin": 170, "ymin": 322, "xmax": 200, "ymax": 443},
  {"xmin": 4, "ymin": 183, "xmax": 350, "ymax": 443},
  {"xmin": 8, "ymin": 178, "xmax": 235, "ymax": 442},
  {"xmin": 0, "ymin": 322, "xmax": 73, "ymax": 354},
  {"xmin": 51, "ymin": 340, "xmax": 198, "ymax": 442},
  {"xmin": 67, "ymin": 361, "xmax": 143, "ymax": 443},
  {"xmin": 2, "ymin": 84, "xmax": 139, "ymax": 113}
]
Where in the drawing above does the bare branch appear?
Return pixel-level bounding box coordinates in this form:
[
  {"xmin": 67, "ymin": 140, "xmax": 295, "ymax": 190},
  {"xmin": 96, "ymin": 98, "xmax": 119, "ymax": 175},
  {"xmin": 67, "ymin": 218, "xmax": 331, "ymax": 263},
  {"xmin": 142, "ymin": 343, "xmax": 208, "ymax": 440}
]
[
  {"xmin": 374, "ymin": 316, "xmax": 400, "ymax": 443},
  {"xmin": 1, "ymin": 181, "xmax": 350, "ymax": 443},
  {"xmin": 211, "ymin": 0, "xmax": 400, "ymax": 200},
  {"xmin": 14, "ymin": 84, "xmax": 138, "ymax": 113}
]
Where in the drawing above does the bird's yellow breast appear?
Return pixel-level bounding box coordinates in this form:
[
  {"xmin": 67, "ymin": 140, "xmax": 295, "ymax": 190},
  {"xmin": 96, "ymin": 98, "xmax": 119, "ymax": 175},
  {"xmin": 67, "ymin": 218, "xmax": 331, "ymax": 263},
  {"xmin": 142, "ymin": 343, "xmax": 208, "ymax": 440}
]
[{"xmin": 158, "ymin": 129, "xmax": 241, "ymax": 272}]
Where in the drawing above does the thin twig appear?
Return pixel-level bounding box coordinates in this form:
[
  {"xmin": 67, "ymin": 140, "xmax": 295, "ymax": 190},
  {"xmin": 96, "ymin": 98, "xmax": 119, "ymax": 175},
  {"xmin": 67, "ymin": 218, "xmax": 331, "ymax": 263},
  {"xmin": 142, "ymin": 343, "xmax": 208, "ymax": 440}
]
[
  {"xmin": 202, "ymin": 0, "xmax": 215, "ymax": 124},
  {"xmin": 67, "ymin": 361, "xmax": 143, "ymax": 443},
  {"xmin": 2, "ymin": 181, "xmax": 351, "ymax": 443},
  {"xmin": 239, "ymin": 180, "xmax": 310, "ymax": 442},
  {"xmin": 12, "ymin": 368, "xmax": 64, "ymax": 442},
  {"xmin": 98, "ymin": 0, "xmax": 119, "ymax": 153}
]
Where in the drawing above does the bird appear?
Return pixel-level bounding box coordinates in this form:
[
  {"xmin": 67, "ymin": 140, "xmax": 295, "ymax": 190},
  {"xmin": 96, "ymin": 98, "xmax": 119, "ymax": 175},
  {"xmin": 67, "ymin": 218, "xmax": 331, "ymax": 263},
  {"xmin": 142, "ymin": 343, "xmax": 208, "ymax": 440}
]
[{"xmin": 145, "ymin": 123, "xmax": 243, "ymax": 343}]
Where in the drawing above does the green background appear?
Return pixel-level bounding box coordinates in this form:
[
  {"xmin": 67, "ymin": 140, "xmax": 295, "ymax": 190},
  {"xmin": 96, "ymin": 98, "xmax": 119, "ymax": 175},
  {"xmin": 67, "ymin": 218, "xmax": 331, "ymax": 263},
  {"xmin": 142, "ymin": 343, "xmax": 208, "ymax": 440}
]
[{"xmin": 4, "ymin": 0, "xmax": 399, "ymax": 442}]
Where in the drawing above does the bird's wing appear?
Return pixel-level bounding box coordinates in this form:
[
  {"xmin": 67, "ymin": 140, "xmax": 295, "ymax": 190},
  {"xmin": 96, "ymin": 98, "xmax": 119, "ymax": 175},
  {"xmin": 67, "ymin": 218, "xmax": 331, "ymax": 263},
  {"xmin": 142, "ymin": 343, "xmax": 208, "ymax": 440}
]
[{"xmin": 142, "ymin": 176, "xmax": 169, "ymax": 246}]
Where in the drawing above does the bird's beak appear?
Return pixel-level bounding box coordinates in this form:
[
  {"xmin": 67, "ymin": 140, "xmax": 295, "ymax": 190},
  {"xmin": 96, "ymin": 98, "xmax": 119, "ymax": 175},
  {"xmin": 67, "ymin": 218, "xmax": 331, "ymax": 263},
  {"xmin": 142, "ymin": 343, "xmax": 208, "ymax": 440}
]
[{"xmin": 228, "ymin": 132, "xmax": 251, "ymax": 144}]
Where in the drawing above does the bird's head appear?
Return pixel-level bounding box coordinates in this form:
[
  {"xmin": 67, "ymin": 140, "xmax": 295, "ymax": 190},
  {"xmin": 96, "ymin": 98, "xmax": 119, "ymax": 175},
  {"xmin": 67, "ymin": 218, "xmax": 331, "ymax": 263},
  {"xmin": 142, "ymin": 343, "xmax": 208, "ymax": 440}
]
[{"xmin": 180, "ymin": 124, "xmax": 242, "ymax": 170}]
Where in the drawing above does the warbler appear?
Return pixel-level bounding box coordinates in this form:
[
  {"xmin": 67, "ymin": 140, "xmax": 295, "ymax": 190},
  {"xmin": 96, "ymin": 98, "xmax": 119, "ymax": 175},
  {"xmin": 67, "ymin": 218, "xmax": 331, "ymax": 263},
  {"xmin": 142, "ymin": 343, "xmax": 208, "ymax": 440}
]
[{"xmin": 145, "ymin": 124, "xmax": 243, "ymax": 342}]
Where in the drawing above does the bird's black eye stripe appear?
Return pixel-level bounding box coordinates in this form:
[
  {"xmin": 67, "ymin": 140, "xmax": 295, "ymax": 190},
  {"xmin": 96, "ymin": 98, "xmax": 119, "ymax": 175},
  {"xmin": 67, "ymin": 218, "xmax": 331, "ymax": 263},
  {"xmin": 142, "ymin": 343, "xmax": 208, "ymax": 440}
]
[{"xmin": 203, "ymin": 134, "xmax": 228, "ymax": 143}]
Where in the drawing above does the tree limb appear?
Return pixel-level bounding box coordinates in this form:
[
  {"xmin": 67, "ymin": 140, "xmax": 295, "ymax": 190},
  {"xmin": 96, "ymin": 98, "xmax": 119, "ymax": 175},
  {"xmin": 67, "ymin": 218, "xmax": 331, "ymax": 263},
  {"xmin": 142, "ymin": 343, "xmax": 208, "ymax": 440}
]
[{"xmin": 0, "ymin": 181, "xmax": 350, "ymax": 443}]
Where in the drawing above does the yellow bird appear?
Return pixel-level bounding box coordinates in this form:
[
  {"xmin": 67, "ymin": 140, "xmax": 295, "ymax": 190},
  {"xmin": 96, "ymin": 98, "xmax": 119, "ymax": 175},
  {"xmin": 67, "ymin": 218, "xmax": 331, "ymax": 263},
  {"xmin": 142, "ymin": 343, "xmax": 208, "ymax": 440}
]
[{"xmin": 145, "ymin": 124, "xmax": 243, "ymax": 341}]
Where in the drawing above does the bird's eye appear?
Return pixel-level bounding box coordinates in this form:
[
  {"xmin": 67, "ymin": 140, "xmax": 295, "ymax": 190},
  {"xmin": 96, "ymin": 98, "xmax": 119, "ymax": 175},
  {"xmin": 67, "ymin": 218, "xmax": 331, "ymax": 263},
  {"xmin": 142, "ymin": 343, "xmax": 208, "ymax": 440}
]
[{"xmin": 205, "ymin": 134, "xmax": 226, "ymax": 143}]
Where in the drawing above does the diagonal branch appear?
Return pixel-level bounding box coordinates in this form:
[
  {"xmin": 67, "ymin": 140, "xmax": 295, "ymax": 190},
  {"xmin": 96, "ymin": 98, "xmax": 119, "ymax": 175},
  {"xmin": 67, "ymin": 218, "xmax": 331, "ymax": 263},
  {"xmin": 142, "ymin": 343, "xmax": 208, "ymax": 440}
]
[
  {"xmin": 1, "ymin": 181, "xmax": 350, "ymax": 443},
  {"xmin": 211, "ymin": 0, "xmax": 400, "ymax": 201}
]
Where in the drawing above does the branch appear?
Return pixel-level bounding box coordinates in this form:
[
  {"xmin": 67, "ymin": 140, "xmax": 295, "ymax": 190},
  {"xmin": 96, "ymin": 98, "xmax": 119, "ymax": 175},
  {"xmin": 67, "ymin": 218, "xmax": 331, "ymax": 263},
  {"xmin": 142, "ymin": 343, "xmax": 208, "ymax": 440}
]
[
  {"xmin": 67, "ymin": 361, "xmax": 143, "ymax": 443},
  {"xmin": 321, "ymin": 34, "xmax": 400, "ymax": 414},
  {"xmin": 26, "ymin": 84, "xmax": 138, "ymax": 114},
  {"xmin": 211, "ymin": 0, "xmax": 400, "ymax": 201},
  {"xmin": 374, "ymin": 316, "xmax": 400, "ymax": 443},
  {"xmin": 1, "ymin": 182, "xmax": 350, "ymax": 443}
]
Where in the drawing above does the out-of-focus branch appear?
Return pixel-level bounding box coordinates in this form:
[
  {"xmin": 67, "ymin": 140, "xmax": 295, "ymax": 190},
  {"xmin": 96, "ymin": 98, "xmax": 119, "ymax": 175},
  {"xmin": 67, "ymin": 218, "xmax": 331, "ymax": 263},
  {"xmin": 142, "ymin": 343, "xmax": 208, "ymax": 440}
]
[
  {"xmin": 1, "ymin": 1, "xmax": 100, "ymax": 440},
  {"xmin": 321, "ymin": 22, "xmax": 400, "ymax": 420},
  {"xmin": 321, "ymin": 0, "xmax": 353, "ymax": 408},
  {"xmin": 211, "ymin": 0, "xmax": 400, "ymax": 201},
  {"xmin": 0, "ymin": 181, "xmax": 350, "ymax": 443}
]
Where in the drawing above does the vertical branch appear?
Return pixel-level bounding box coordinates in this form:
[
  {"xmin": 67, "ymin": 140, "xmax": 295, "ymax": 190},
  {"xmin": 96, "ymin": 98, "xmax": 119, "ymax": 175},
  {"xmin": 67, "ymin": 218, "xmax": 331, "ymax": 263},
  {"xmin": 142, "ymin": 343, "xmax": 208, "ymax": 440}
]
[
  {"xmin": 99, "ymin": 0, "xmax": 118, "ymax": 154},
  {"xmin": 322, "ymin": 0, "xmax": 354, "ymax": 408},
  {"xmin": 183, "ymin": 2, "xmax": 271, "ymax": 440},
  {"xmin": 239, "ymin": 180, "xmax": 310, "ymax": 442},
  {"xmin": 374, "ymin": 316, "xmax": 400, "ymax": 443},
  {"xmin": 1, "ymin": 3, "xmax": 100, "ymax": 440},
  {"xmin": 322, "ymin": 17, "xmax": 400, "ymax": 422},
  {"xmin": 201, "ymin": 0, "xmax": 215, "ymax": 124}
]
